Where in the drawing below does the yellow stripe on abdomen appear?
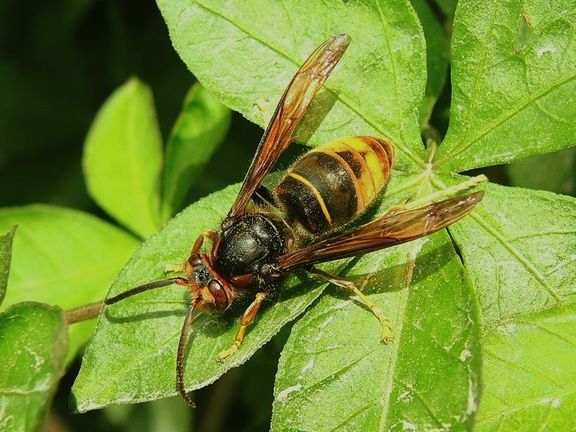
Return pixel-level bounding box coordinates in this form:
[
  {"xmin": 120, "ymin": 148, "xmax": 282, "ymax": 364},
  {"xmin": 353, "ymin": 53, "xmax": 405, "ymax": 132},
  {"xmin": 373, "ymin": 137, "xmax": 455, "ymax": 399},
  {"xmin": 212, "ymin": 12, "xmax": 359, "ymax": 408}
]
[
  {"xmin": 277, "ymin": 136, "xmax": 395, "ymax": 234},
  {"xmin": 312, "ymin": 136, "xmax": 394, "ymax": 215},
  {"xmin": 286, "ymin": 172, "xmax": 333, "ymax": 225}
]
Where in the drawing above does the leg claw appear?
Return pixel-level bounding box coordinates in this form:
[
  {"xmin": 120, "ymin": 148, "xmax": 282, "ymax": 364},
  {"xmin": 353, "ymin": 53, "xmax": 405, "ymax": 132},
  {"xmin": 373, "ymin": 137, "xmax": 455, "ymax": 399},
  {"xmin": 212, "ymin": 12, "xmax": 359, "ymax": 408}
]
[
  {"xmin": 381, "ymin": 331, "xmax": 394, "ymax": 344},
  {"xmin": 217, "ymin": 345, "xmax": 238, "ymax": 362},
  {"xmin": 380, "ymin": 321, "xmax": 394, "ymax": 344}
]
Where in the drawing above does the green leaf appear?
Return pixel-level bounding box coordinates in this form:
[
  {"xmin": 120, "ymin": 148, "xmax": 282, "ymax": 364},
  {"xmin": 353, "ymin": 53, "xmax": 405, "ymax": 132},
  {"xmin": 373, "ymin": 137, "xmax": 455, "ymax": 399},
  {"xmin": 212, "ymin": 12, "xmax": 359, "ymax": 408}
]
[
  {"xmin": 0, "ymin": 302, "xmax": 67, "ymax": 432},
  {"xmin": 476, "ymin": 302, "xmax": 576, "ymax": 431},
  {"xmin": 157, "ymin": 0, "xmax": 428, "ymax": 172},
  {"xmin": 435, "ymin": 0, "xmax": 576, "ymax": 171},
  {"xmin": 410, "ymin": 0, "xmax": 450, "ymax": 126},
  {"xmin": 271, "ymin": 232, "xmax": 481, "ymax": 431},
  {"xmin": 83, "ymin": 78, "xmax": 163, "ymax": 238},
  {"xmin": 447, "ymin": 181, "xmax": 576, "ymax": 323},
  {"xmin": 0, "ymin": 205, "xmax": 139, "ymax": 361},
  {"xmin": 508, "ymin": 148, "xmax": 576, "ymax": 195},
  {"xmin": 161, "ymin": 83, "xmax": 231, "ymax": 219},
  {"xmin": 0, "ymin": 226, "xmax": 16, "ymax": 305},
  {"xmin": 72, "ymin": 182, "xmax": 341, "ymax": 412}
]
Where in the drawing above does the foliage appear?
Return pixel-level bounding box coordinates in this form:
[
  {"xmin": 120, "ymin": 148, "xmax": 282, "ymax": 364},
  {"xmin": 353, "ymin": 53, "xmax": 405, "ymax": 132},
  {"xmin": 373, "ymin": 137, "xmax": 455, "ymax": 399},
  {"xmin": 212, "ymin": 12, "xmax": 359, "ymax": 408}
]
[
  {"xmin": 0, "ymin": 303, "xmax": 67, "ymax": 431},
  {"xmin": 0, "ymin": 0, "xmax": 574, "ymax": 431}
]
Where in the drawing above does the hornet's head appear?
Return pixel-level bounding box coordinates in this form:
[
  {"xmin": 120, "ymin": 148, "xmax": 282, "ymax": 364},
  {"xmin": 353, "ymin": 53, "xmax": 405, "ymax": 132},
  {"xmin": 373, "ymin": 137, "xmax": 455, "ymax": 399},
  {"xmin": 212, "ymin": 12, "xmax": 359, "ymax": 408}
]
[{"xmin": 186, "ymin": 253, "xmax": 233, "ymax": 315}]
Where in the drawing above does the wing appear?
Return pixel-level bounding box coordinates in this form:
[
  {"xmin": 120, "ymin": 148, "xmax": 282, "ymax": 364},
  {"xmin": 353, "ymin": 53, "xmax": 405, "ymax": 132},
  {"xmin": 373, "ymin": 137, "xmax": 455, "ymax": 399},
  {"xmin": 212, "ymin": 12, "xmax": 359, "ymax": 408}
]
[
  {"xmin": 279, "ymin": 191, "xmax": 484, "ymax": 270},
  {"xmin": 227, "ymin": 34, "xmax": 351, "ymax": 219}
]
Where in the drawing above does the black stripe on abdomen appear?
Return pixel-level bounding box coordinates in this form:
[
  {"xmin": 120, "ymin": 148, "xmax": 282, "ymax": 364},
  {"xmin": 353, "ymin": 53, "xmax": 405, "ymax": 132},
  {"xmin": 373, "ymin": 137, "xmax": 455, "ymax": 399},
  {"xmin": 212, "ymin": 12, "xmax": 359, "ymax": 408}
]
[
  {"xmin": 277, "ymin": 152, "xmax": 358, "ymax": 234},
  {"xmin": 276, "ymin": 174, "xmax": 331, "ymax": 234}
]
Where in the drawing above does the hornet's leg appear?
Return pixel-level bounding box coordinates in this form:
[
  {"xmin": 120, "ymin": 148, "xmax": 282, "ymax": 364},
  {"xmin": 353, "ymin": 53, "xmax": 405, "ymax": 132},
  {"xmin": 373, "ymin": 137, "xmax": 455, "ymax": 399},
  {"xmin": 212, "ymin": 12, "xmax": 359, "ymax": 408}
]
[
  {"xmin": 164, "ymin": 230, "xmax": 219, "ymax": 274},
  {"xmin": 193, "ymin": 230, "xmax": 219, "ymax": 255},
  {"xmin": 387, "ymin": 174, "xmax": 487, "ymax": 215},
  {"xmin": 309, "ymin": 267, "xmax": 393, "ymax": 343},
  {"xmin": 217, "ymin": 292, "xmax": 267, "ymax": 361}
]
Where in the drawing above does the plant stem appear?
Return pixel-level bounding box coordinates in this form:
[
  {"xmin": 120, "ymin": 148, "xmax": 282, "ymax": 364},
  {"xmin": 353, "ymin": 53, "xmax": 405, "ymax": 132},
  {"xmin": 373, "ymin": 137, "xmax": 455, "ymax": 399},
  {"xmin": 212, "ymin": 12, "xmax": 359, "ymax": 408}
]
[{"xmin": 64, "ymin": 301, "xmax": 103, "ymax": 324}]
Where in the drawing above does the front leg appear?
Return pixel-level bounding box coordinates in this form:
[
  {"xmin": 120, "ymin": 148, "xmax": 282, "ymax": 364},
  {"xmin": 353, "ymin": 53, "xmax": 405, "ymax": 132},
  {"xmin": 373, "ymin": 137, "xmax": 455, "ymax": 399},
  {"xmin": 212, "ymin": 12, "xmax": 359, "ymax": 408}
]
[
  {"xmin": 192, "ymin": 230, "xmax": 219, "ymax": 257},
  {"xmin": 164, "ymin": 230, "xmax": 220, "ymax": 274},
  {"xmin": 217, "ymin": 292, "xmax": 267, "ymax": 361}
]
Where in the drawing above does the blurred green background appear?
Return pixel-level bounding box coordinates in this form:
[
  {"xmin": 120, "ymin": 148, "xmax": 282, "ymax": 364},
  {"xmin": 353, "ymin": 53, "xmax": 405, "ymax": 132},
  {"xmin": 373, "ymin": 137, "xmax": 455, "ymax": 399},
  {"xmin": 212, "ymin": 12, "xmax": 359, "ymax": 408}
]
[
  {"xmin": 1, "ymin": 1, "xmax": 574, "ymax": 431},
  {"xmin": 0, "ymin": 0, "xmax": 271, "ymax": 213},
  {"xmin": 0, "ymin": 1, "xmax": 274, "ymax": 431}
]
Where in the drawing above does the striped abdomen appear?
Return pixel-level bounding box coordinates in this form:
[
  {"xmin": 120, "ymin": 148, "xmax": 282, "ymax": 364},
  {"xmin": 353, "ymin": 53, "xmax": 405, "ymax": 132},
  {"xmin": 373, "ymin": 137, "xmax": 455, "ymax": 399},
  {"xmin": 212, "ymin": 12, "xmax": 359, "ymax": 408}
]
[{"xmin": 276, "ymin": 136, "xmax": 394, "ymax": 234}]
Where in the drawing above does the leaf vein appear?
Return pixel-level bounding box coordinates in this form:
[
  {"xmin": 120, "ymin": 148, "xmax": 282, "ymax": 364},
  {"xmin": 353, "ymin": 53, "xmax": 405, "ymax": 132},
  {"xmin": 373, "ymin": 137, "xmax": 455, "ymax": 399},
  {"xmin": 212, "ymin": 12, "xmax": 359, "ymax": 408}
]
[
  {"xmin": 478, "ymin": 387, "xmax": 575, "ymax": 423},
  {"xmin": 328, "ymin": 401, "xmax": 377, "ymax": 432},
  {"xmin": 516, "ymin": 319, "xmax": 576, "ymax": 349},
  {"xmin": 395, "ymin": 378, "xmax": 444, "ymax": 428},
  {"xmin": 378, "ymin": 260, "xmax": 411, "ymax": 432},
  {"xmin": 484, "ymin": 348, "xmax": 565, "ymax": 389},
  {"xmin": 438, "ymin": 72, "xmax": 576, "ymax": 167},
  {"xmin": 470, "ymin": 212, "xmax": 562, "ymax": 303},
  {"xmin": 538, "ymin": 403, "xmax": 553, "ymax": 432},
  {"xmin": 507, "ymin": 230, "xmax": 576, "ymax": 242},
  {"xmin": 127, "ymin": 87, "xmax": 159, "ymax": 235},
  {"xmin": 298, "ymin": 349, "xmax": 373, "ymax": 394}
]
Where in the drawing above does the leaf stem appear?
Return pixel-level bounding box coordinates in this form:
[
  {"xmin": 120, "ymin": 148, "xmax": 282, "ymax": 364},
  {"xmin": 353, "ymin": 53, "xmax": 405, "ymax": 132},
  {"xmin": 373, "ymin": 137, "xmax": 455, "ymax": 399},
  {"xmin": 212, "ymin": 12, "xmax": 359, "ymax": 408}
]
[{"xmin": 64, "ymin": 301, "xmax": 103, "ymax": 324}]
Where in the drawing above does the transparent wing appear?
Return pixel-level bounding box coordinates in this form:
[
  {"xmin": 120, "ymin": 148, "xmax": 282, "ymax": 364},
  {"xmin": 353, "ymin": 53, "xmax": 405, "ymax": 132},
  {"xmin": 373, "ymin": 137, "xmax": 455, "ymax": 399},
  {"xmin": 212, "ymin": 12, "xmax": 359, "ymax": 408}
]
[
  {"xmin": 279, "ymin": 191, "xmax": 484, "ymax": 270},
  {"xmin": 227, "ymin": 34, "xmax": 351, "ymax": 218}
]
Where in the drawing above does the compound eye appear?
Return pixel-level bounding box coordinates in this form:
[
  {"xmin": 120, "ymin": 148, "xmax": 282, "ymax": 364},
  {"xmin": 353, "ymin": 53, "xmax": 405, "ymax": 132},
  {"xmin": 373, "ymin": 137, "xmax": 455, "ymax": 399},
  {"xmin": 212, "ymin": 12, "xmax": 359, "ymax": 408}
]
[{"xmin": 207, "ymin": 279, "xmax": 230, "ymax": 311}]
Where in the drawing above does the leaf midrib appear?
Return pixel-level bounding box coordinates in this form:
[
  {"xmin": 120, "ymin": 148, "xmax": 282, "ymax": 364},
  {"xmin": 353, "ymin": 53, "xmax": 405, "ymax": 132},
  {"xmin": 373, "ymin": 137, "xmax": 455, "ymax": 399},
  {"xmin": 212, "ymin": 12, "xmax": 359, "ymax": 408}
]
[{"xmin": 440, "ymin": 0, "xmax": 501, "ymax": 167}]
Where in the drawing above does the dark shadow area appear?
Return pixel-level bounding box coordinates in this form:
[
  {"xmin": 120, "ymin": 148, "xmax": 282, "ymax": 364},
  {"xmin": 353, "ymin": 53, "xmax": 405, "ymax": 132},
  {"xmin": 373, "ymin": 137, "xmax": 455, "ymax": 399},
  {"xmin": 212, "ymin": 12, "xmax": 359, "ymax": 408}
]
[
  {"xmin": 0, "ymin": 0, "xmax": 191, "ymax": 209},
  {"xmin": 103, "ymin": 305, "xmax": 187, "ymax": 325},
  {"xmin": 103, "ymin": 287, "xmax": 233, "ymax": 338},
  {"xmin": 308, "ymin": 237, "xmax": 457, "ymax": 302}
]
